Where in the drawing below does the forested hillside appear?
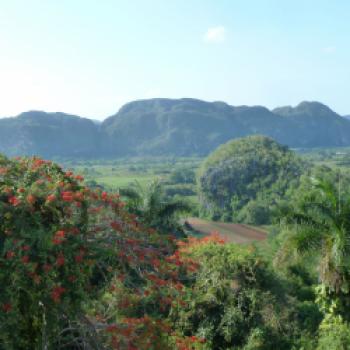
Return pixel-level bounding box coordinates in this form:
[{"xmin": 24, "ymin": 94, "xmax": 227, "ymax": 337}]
[
  {"xmin": 1, "ymin": 99, "xmax": 350, "ymax": 158},
  {"xmin": 0, "ymin": 112, "xmax": 100, "ymax": 158}
]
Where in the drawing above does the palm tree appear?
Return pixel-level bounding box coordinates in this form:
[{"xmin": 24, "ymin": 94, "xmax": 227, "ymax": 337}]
[
  {"xmin": 119, "ymin": 180, "xmax": 191, "ymax": 236},
  {"xmin": 277, "ymin": 174, "xmax": 350, "ymax": 298}
]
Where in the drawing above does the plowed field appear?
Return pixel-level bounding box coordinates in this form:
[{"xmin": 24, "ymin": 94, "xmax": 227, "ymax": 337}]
[{"xmin": 185, "ymin": 218, "xmax": 267, "ymax": 244}]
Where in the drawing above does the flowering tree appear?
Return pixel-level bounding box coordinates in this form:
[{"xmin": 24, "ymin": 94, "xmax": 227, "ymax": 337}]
[{"xmin": 0, "ymin": 155, "xmax": 206, "ymax": 349}]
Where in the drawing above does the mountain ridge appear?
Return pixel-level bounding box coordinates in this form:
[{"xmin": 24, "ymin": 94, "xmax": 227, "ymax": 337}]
[{"xmin": 0, "ymin": 99, "xmax": 349, "ymax": 158}]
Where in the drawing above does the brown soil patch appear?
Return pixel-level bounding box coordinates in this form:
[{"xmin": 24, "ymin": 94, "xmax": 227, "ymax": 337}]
[{"xmin": 185, "ymin": 218, "xmax": 267, "ymax": 244}]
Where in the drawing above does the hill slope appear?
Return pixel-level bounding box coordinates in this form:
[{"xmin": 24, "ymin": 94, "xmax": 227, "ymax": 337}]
[
  {"xmin": 0, "ymin": 99, "xmax": 349, "ymax": 158},
  {"xmin": 0, "ymin": 111, "xmax": 101, "ymax": 158}
]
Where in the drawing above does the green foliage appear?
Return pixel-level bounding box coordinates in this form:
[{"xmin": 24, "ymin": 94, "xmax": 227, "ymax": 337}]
[
  {"xmin": 5, "ymin": 147, "xmax": 350, "ymax": 348},
  {"xmin": 317, "ymin": 315, "xmax": 350, "ymax": 350},
  {"xmin": 277, "ymin": 167, "xmax": 350, "ymax": 317},
  {"xmin": 120, "ymin": 180, "xmax": 191, "ymax": 236},
  {"xmin": 173, "ymin": 242, "xmax": 302, "ymax": 349},
  {"xmin": 169, "ymin": 167, "xmax": 196, "ymax": 184},
  {"xmin": 199, "ymin": 135, "xmax": 305, "ymax": 224},
  {"xmin": 237, "ymin": 199, "xmax": 271, "ymax": 225}
]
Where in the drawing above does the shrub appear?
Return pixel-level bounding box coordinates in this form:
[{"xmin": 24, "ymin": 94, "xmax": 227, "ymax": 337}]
[
  {"xmin": 172, "ymin": 240, "xmax": 295, "ymax": 349},
  {"xmin": 317, "ymin": 315, "xmax": 350, "ymax": 350}
]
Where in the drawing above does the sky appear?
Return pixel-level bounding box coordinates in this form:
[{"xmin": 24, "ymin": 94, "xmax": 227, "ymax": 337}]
[{"xmin": 0, "ymin": 0, "xmax": 349, "ymax": 120}]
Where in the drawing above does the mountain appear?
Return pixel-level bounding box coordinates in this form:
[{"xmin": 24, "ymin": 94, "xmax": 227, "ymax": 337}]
[
  {"xmin": 100, "ymin": 98, "xmax": 295, "ymax": 156},
  {"xmin": 273, "ymin": 101, "xmax": 350, "ymax": 147},
  {"xmin": 101, "ymin": 99, "xmax": 350, "ymax": 155},
  {"xmin": 0, "ymin": 111, "xmax": 100, "ymax": 158},
  {"xmin": 0, "ymin": 99, "xmax": 349, "ymax": 158}
]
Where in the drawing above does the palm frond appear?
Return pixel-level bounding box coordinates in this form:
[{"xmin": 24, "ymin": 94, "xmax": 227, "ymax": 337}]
[
  {"xmin": 119, "ymin": 187, "xmax": 142, "ymax": 201},
  {"xmin": 158, "ymin": 200, "xmax": 192, "ymax": 219},
  {"xmin": 290, "ymin": 224, "xmax": 324, "ymax": 255}
]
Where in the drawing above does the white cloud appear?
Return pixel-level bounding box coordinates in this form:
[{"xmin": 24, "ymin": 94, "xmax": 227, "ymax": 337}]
[
  {"xmin": 322, "ymin": 46, "xmax": 336, "ymax": 54},
  {"xmin": 203, "ymin": 26, "xmax": 226, "ymax": 43}
]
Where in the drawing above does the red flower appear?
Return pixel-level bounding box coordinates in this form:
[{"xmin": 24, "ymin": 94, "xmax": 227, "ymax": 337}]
[
  {"xmin": 51, "ymin": 286, "xmax": 65, "ymax": 303},
  {"xmin": 22, "ymin": 245, "xmax": 30, "ymax": 251},
  {"xmin": 17, "ymin": 188, "xmax": 25, "ymax": 193},
  {"xmin": 75, "ymin": 175, "xmax": 84, "ymax": 181},
  {"xmin": 21, "ymin": 255, "xmax": 30, "ymax": 264},
  {"xmin": 2, "ymin": 303, "xmax": 12, "ymax": 313},
  {"xmin": 6, "ymin": 251, "xmax": 15, "ymax": 259},
  {"xmin": 71, "ymin": 227, "xmax": 80, "ymax": 235},
  {"xmin": 33, "ymin": 159, "xmax": 45, "ymax": 167},
  {"xmin": 75, "ymin": 255, "xmax": 83, "ymax": 263},
  {"xmin": 56, "ymin": 253, "xmax": 65, "ymax": 267},
  {"xmin": 110, "ymin": 221, "xmax": 123, "ymax": 231},
  {"xmin": 26, "ymin": 194, "xmax": 36, "ymax": 205},
  {"xmin": 52, "ymin": 230, "xmax": 65, "ymax": 245},
  {"xmin": 106, "ymin": 324, "xmax": 118, "ymax": 333},
  {"xmin": 55, "ymin": 230, "xmax": 65, "ymax": 238},
  {"xmin": 101, "ymin": 191, "xmax": 108, "ymax": 200},
  {"xmin": 151, "ymin": 258, "xmax": 161, "ymax": 268},
  {"xmin": 8, "ymin": 196, "xmax": 20, "ymax": 206},
  {"xmin": 43, "ymin": 264, "xmax": 52, "ymax": 273},
  {"xmin": 46, "ymin": 194, "xmax": 56, "ymax": 202},
  {"xmin": 61, "ymin": 191, "xmax": 73, "ymax": 202},
  {"xmin": 68, "ymin": 275, "xmax": 77, "ymax": 282}
]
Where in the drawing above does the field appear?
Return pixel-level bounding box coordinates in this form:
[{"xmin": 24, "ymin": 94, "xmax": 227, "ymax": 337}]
[
  {"xmin": 185, "ymin": 217, "xmax": 267, "ymax": 244},
  {"xmin": 62, "ymin": 157, "xmax": 202, "ymax": 192},
  {"xmin": 94, "ymin": 174, "xmax": 157, "ymax": 189}
]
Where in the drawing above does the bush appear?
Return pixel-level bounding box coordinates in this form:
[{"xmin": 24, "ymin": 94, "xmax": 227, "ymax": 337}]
[
  {"xmin": 317, "ymin": 315, "xmax": 350, "ymax": 350},
  {"xmin": 172, "ymin": 241, "xmax": 296, "ymax": 349}
]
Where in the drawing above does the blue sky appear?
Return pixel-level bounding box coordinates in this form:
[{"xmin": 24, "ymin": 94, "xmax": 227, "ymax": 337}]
[{"xmin": 0, "ymin": 0, "xmax": 349, "ymax": 119}]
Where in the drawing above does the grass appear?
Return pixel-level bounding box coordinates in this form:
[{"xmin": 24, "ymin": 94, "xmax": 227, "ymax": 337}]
[
  {"xmin": 96, "ymin": 174, "xmax": 158, "ymax": 189},
  {"xmin": 66, "ymin": 157, "xmax": 202, "ymax": 194}
]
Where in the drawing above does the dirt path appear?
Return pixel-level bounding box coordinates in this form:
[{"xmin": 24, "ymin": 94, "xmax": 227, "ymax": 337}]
[{"xmin": 185, "ymin": 217, "xmax": 267, "ymax": 244}]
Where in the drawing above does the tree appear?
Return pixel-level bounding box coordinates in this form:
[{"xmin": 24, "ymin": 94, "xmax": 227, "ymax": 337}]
[
  {"xmin": 0, "ymin": 155, "xmax": 194, "ymax": 349},
  {"xmin": 198, "ymin": 135, "xmax": 305, "ymax": 223},
  {"xmin": 277, "ymin": 170, "xmax": 350, "ymax": 318},
  {"xmin": 119, "ymin": 180, "xmax": 191, "ymax": 236}
]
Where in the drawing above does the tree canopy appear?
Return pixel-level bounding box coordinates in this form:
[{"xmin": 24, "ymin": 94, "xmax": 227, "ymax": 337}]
[{"xmin": 198, "ymin": 135, "xmax": 305, "ymax": 223}]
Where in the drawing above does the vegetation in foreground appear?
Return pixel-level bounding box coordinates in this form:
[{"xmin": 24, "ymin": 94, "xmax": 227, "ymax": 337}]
[{"xmin": 3, "ymin": 134, "xmax": 350, "ymax": 349}]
